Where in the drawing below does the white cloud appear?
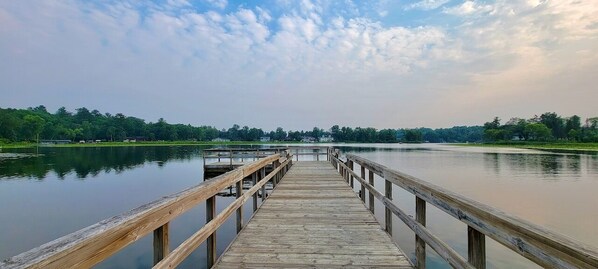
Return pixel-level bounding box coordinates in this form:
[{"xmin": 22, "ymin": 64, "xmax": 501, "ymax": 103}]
[
  {"xmin": 205, "ymin": 0, "xmax": 227, "ymax": 9},
  {"xmin": 0, "ymin": 0, "xmax": 597, "ymax": 129},
  {"xmin": 443, "ymin": 1, "xmax": 493, "ymax": 15},
  {"xmin": 406, "ymin": 0, "xmax": 450, "ymax": 11}
]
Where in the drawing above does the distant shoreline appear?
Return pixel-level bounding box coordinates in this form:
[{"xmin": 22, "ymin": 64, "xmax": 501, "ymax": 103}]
[
  {"xmin": 0, "ymin": 141, "xmax": 304, "ymax": 149},
  {"xmin": 453, "ymin": 142, "xmax": 598, "ymax": 152}
]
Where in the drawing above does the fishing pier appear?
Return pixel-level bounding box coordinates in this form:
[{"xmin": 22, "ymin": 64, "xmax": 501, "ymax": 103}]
[{"xmin": 2, "ymin": 147, "xmax": 597, "ymax": 268}]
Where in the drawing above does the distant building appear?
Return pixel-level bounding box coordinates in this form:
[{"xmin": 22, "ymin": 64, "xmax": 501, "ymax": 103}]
[
  {"xmin": 260, "ymin": 136, "xmax": 271, "ymax": 142},
  {"xmin": 211, "ymin": 138, "xmax": 231, "ymax": 142},
  {"xmin": 319, "ymin": 135, "xmax": 333, "ymax": 142},
  {"xmin": 301, "ymin": 136, "xmax": 316, "ymax": 143}
]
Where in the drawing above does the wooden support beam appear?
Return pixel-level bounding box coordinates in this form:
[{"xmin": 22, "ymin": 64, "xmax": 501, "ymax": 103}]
[
  {"xmin": 360, "ymin": 166, "xmax": 366, "ymax": 203},
  {"xmin": 385, "ymin": 178, "xmax": 392, "ymax": 235},
  {"xmin": 236, "ymin": 181, "xmax": 243, "ymax": 233},
  {"xmin": 348, "ymin": 160, "xmax": 354, "ymax": 188},
  {"xmin": 416, "ymin": 197, "xmax": 426, "ymax": 269},
  {"xmin": 369, "ymin": 170, "xmax": 375, "ymax": 214},
  {"xmin": 252, "ymin": 172, "xmax": 258, "ymax": 212},
  {"xmin": 468, "ymin": 226, "xmax": 486, "ymax": 269},
  {"xmin": 261, "ymin": 167, "xmax": 266, "ymax": 201},
  {"xmin": 153, "ymin": 222, "xmax": 169, "ymax": 265},
  {"xmin": 206, "ymin": 196, "xmax": 216, "ymax": 268}
]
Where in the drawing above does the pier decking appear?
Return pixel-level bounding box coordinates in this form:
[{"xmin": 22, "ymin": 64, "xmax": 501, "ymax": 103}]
[
  {"xmin": 215, "ymin": 161, "xmax": 412, "ymax": 268},
  {"xmin": 3, "ymin": 146, "xmax": 597, "ymax": 269}
]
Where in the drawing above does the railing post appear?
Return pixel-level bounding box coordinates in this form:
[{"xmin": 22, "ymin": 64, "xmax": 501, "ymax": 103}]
[
  {"xmin": 153, "ymin": 222, "xmax": 169, "ymax": 265},
  {"xmin": 206, "ymin": 195, "xmax": 216, "ymax": 268},
  {"xmin": 416, "ymin": 197, "xmax": 426, "ymax": 269},
  {"xmin": 369, "ymin": 170, "xmax": 375, "ymax": 214},
  {"xmin": 236, "ymin": 180, "xmax": 243, "ymax": 233},
  {"xmin": 261, "ymin": 167, "xmax": 266, "ymax": 201},
  {"xmin": 360, "ymin": 166, "xmax": 366, "ymax": 203},
  {"xmin": 296, "ymin": 149, "xmax": 299, "ymax": 161},
  {"xmin": 385, "ymin": 178, "xmax": 392, "ymax": 235},
  {"xmin": 468, "ymin": 226, "xmax": 486, "ymax": 269},
  {"xmin": 348, "ymin": 160, "xmax": 354, "ymax": 188},
  {"xmin": 252, "ymin": 172, "xmax": 258, "ymax": 212},
  {"xmin": 229, "ymin": 150, "xmax": 233, "ymax": 169}
]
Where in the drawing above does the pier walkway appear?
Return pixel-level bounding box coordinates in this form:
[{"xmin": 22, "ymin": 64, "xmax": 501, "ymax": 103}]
[{"xmin": 215, "ymin": 161, "xmax": 412, "ymax": 268}]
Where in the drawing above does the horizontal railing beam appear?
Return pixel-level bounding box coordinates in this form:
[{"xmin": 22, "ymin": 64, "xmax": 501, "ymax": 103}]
[
  {"xmin": 333, "ymin": 157, "xmax": 473, "ymax": 269},
  {"xmin": 346, "ymin": 153, "xmax": 598, "ymax": 269},
  {"xmin": 1, "ymin": 154, "xmax": 282, "ymax": 269},
  {"xmin": 153, "ymin": 157, "xmax": 292, "ymax": 269}
]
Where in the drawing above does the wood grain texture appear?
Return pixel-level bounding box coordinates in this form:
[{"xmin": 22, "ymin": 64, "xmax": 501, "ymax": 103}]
[
  {"xmin": 0, "ymin": 154, "xmax": 281, "ymax": 269},
  {"xmin": 346, "ymin": 153, "xmax": 598, "ymax": 269},
  {"xmin": 213, "ymin": 161, "xmax": 413, "ymax": 268}
]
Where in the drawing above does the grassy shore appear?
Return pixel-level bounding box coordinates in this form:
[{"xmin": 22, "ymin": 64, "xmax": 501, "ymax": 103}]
[
  {"xmin": 455, "ymin": 142, "xmax": 598, "ymax": 152},
  {"xmin": 0, "ymin": 141, "xmax": 302, "ymax": 149}
]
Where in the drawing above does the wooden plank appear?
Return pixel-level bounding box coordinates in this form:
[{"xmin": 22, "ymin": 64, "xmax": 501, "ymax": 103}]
[
  {"xmin": 416, "ymin": 197, "xmax": 426, "ymax": 269},
  {"xmin": 214, "ymin": 161, "xmax": 413, "ymax": 268},
  {"xmin": 335, "ymin": 157, "xmax": 473, "ymax": 269},
  {"xmin": 153, "ymin": 222, "xmax": 169, "ymax": 265},
  {"xmin": 346, "ymin": 153, "xmax": 598, "ymax": 269},
  {"xmin": 385, "ymin": 178, "xmax": 392, "ymax": 235},
  {"xmin": 468, "ymin": 226, "xmax": 486, "ymax": 269},
  {"xmin": 369, "ymin": 170, "xmax": 375, "ymax": 214},
  {"xmin": 153, "ymin": 158, "xmax": 293, "ymax": 269},
  {"xmin": 0, "ymin": 154, "xmax": 281, "ymax": 269},
  {"xmin": 206, "ymin": 196, "xmax": 216, "ymax": 268},
  {"xmin": 236, "ymin": 181, "xmax": 243, "ymax": 233}
]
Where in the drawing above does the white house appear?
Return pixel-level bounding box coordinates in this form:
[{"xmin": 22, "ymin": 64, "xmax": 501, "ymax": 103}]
[
  {"xmin": 211, "ymin": 138, "xmax": 231, "ymax": 142},
  {"xmin": 319, "ymin": 135, "xmax": 334, "ymax": 142},
  {"xmin": 260, "ymin": 136, "xmax": 271, "ymax": 142}
]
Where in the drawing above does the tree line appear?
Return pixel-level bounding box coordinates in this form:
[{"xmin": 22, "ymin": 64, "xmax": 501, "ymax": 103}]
[{"xmin": 482, "ymin": 112, "xmax": 598, "ymax": 142}]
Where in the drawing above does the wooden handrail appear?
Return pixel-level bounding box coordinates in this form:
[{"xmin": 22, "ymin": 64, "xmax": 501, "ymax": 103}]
[
  {"xmin": 336, "ymin": 153, "xmax": 598, "ymax": 269},
  {"xmin": 1, "ymin": 153, "xmax": 291, "ymax": 269}
]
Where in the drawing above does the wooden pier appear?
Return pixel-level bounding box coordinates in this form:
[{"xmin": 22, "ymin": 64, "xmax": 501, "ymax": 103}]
[
  {"xmin": 2, "ymin": 146, "xmax": 597, "ymax": 269},
  {"xmin": 215, "ymin": 161, "xmax": 411, "ymax": 268}
]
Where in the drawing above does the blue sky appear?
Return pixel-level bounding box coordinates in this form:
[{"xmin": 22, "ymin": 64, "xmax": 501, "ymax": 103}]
[{"xmin": 1, "ymin": 0, "xmax": 597, "ymax": 130}]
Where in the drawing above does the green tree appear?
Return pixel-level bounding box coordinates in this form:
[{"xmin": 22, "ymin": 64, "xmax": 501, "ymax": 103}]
[
  {"xmin": 524, "ymin": 123, "xmax": 552, "ymax": 141},
  {"xmin": 22, "ymin": 114, "xmax": 45, "ymax": 142}
]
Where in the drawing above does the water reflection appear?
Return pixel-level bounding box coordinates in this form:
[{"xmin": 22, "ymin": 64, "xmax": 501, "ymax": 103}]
[
  {"xmin": 482, "ymin": 152, "xmax": 581, "ymax": 177},
  {"xmin": 0, "ymin": 146, "xmax": 207, "ymax": 179}
]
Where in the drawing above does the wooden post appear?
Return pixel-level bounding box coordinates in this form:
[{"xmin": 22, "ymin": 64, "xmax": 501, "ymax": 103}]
[
  {"xmin": 369, "ymin": 170, "xmax": 375, "ymax": 214},
  {"xmin": 252, "ymin": 172, "xmax": 258, "ymax": 212},
  {"xmin": 468, "ymin": 226, "xmax": 486, "ymax": 269},
  {"xmin": 206, "ymin": 196, "xmax": 216, "ymax": 268},
  {"xmin": 385, "ymin": 179, "xmax": 392, "ymax": 235},
  {"xmin": 236, "ymin": 180, "xmax": 243, "ymax": 233},
  {"xmin": 316, "ymin": 151, "xmax": 319, "ymax": 161},
  {"xmin": 229, "ymin": 150, "xmax": 233, "ymax": 169},
  {"xmin": 416, "ymin": 197, "xmax": 426, "ymax": 269},
  {"xmin": 296, "ymin": 149, "xmax": 299, "ymax": 161},
  {"xmin": 153, "ymin": 222, "xmax": 169, "ymax": 265},
  {"xmin": 261, "ymin": 167, "xmax": 266, "ymax": 201},
  {"xmin": 348, "ymin": 160, "xmax": 354, "ymax": 188},
  {"xmin": 360, "ymin": 166, "xmax": 366, "ymax": 203}
]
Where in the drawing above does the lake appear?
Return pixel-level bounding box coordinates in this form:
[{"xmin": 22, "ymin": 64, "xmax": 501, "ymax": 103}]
[{"xmin": 0, "ymin": 144, "xmax": 596, "ymax": 268}]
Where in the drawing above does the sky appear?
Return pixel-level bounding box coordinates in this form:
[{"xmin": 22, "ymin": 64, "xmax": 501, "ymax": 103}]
[{"xmin": 1, "ymin": 0, "xmax": 597, "ymax": 130}]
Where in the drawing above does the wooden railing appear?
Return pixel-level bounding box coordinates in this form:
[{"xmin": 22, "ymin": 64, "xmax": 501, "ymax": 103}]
[
  {"xmin": 1, "ymin": 152, "xmax": 293, "ymax": 269},
  {"xmin": 329, "ymin": 150, "xmax": 598, "ymax": 269}
]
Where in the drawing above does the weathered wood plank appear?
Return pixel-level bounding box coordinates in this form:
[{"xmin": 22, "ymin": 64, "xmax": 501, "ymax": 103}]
[
  {"xmin": 153, "ymin": 222, "xmax": 169, "ymax": 265},
  {"xmin": 346, "ymin": 153, "xmax": 598, "ymax": 269},
  {"xmin": 213, "ymin": 161, "xmax": 413, "ymax": 268},
  {"xmin": 0, "ymin": 154, "xmax": 281, "ymax": 269}
]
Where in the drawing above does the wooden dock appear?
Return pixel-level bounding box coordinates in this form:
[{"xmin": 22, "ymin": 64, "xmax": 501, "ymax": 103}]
[
  {"xmin": 3, "ymin": 146, "xmax": 597, "ymax": 269},
  {"xmin": 215, "ymin": 161, "xmax": 412, "ymax": 268}
]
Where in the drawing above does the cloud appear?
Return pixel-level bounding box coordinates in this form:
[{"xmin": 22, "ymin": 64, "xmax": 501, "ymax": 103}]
[
  {"xmin": 406, "ymin": 0, "xmax": 451, "ymax": 11},
  {"xmin": 0, "ymin": 0, "xmax": 597, "ymax": 129},
  {"xmin": 443, "ymin": 1, "xmax": 493, "ymax": 15},
  {"xmin": 205, "ymin": 0, "xmax": 227, "ymax": 9}
]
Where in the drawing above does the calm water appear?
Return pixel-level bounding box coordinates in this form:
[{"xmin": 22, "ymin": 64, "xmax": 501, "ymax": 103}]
[{"xmin": 0, "ymin": 144, "xmax": 597, "ymax": 268}]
